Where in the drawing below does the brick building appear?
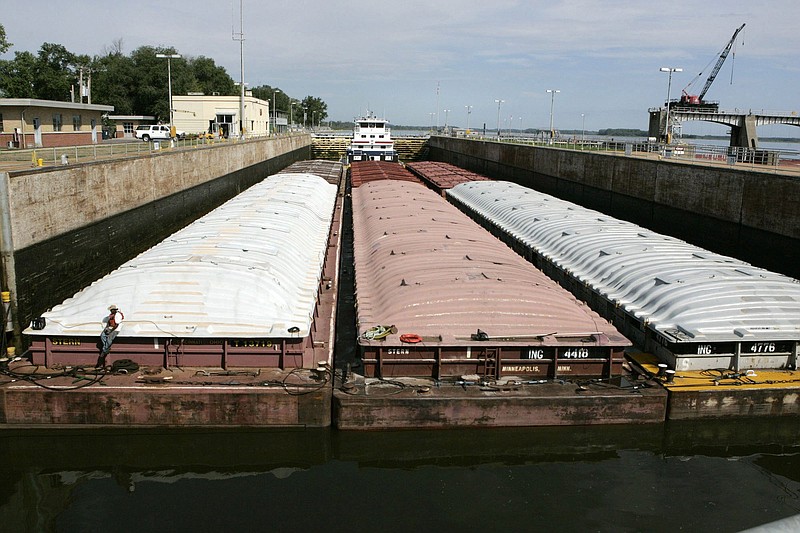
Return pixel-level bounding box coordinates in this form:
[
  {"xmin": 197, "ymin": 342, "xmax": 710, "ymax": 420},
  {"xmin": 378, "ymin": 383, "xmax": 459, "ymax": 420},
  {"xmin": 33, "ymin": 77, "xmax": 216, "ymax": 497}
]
[{"xmin": 0, "ymin": 98, "xmax": 114, "ymax": 149}]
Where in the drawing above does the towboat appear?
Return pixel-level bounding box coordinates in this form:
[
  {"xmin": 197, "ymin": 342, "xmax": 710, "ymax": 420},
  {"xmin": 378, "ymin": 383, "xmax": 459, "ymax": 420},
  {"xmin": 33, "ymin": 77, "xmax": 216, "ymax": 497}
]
[{"xmin": 346, "ymin": 112, "xmax": 397, "ymax": 163}]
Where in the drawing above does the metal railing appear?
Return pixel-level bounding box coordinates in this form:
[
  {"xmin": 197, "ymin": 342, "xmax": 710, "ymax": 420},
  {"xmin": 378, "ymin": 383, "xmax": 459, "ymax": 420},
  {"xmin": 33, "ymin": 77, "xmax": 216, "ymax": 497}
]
[
  {"xmin": 0, "ymin": 133, "xmax": 303, "ymax": 171},
  {"xmin": 453, "ymin": 134, "xmax": 800, "ymax": 174}
]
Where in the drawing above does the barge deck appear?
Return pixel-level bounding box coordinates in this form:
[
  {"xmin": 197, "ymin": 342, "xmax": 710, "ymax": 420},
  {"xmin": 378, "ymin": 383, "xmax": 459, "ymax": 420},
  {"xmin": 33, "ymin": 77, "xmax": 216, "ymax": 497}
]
[{"xmin": 627, "ymin": 351, "xmax": 800, "ymax": 419}]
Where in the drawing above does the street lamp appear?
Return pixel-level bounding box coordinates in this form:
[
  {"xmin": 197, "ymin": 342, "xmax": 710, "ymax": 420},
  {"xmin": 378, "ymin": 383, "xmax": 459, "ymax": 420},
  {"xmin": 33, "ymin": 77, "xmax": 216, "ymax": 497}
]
[
  {"xmin": 581, "ymin": 113, "xmax": 586, "ymax": 144},
  {"xmin": 429, "ymin": 112, "xmax": 435, "ymax": 132},
  {"xmin": 660, "ymin": 67, "xmax": 682, "ymax": 143},
  {"xmin": 273, "ymin": 90, "xmax": 281, "ymax": 135},
  {"xmin": 443, "ymin": 109, "xmax": 450, "ymax": 130},
  {"xmin": 465, "ymin": 105, "xmax": 472, "ymax": 130},
  {"xmin": 155, "ymin": 53, "xmax": 181, "ymax": 131},
  {"xmin": 495, "ymin": 99, "xmax": 504, "ymax": 138},
  {"xmin": 546, "ymin": 89, "xmax": 560, "ymax": 145},
  {"xmin": 290, "ymin": 101, "xmax": 298, "ymax": 131}
]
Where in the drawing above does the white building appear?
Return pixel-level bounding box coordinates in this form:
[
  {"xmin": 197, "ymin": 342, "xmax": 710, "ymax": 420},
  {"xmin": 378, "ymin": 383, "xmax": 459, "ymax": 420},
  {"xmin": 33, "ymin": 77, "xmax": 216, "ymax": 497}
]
[{"xmin": 172, "ymin": 94, "xmax": 270, "ymax": 138}]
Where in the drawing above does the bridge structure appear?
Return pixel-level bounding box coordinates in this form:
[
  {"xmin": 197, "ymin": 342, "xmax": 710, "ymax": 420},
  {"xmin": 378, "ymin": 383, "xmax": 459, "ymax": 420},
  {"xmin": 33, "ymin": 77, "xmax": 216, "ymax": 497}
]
[{"xmin": 648, "ymin": 107, "xmax": 800, "ymax": 148}]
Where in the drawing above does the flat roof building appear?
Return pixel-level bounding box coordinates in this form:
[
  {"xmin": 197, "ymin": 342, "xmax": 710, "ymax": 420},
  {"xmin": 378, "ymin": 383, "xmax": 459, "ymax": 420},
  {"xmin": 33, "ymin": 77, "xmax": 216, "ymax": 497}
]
[
  {"xmin": 172, "ymin": 94, "xmax": 270, "ymax": 138},
  {"xmin": 0, "ymin": 98, "xmax": 114, "ymax": 148},
  {"xmin": 107, "ymin": 115, "xmax": 156, "ymax": 139}
]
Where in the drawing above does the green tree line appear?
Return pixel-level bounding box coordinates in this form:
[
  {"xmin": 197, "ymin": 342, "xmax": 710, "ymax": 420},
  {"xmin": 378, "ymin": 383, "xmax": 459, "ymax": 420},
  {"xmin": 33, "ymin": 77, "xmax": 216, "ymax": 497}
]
[{"xmin": 0, "ymin": 25, "xmax": 327, "ymax": 126}]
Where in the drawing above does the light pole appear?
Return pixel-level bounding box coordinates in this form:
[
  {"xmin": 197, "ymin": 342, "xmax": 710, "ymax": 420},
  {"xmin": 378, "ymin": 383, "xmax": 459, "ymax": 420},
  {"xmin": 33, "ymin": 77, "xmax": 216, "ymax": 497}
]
[
  {"xmin": 465, "ymin": 105, "xmax": 472, "ymax": 131},
  {"xmin": 290, "ymin": 101, "xmax": 297, "ymax": 131},
  {"xmin": 660, "ymin": 67, "xmax": 682, "ymax": 143},
  {"xmin": 581, "ymin": 113, "xmax": 586, "ymax": 144},
  {"xmin": 232, "ymin": 0, "xmax": 245, "ymax": 138},
  {"xmin": 429, "ymin": 112, "xmax": 435, "ymax": 132},
  {"xmin": 435, "ymin": 81, "xmax": 440, "ymax": 131},
  {"xmin": 546, "ymin": 89, "xmax": 560, "ymax": 145},
  {"xmin": 273, "ymin": 90, "xmax": 281, "ymax": 135},
  {"xmin": 495, "ymin": 99, "xmax": 504, "ymax": 138},
  {"xmin": 443, "ymin": 109, "xmax": 450, "ymax": 131},
  {"xmin": 155, "ymin": 53, "xmax": 181, "ymax": 132}
]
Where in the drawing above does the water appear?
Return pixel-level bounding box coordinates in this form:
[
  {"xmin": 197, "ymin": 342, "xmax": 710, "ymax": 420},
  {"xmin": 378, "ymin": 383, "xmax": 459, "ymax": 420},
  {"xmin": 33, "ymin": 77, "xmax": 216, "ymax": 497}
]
[{"xmin": 2, "ymin": 419, "xmax": 798, "ymax": 532}]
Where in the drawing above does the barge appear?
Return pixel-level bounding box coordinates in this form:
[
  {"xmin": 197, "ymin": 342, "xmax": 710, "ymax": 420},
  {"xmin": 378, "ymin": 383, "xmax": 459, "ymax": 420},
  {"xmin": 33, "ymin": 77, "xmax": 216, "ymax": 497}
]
[
  {"xmin": 5, "ymin": 161, "xmax": 345, "ymax": 427},
  {"xmin": 412, "ymin": 162, "xmax": 799, "ymax": 420},
  {"xmin": 334, "ymin": 161, "xmax": 667, "ymax": 429}
]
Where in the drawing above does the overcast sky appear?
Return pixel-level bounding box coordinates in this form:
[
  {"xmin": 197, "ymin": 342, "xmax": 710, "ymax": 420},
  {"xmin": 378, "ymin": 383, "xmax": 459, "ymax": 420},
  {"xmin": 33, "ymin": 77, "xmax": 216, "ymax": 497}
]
[{"xmin": 3, "ymin": 0, "xmax": 799, "ymax": 134}]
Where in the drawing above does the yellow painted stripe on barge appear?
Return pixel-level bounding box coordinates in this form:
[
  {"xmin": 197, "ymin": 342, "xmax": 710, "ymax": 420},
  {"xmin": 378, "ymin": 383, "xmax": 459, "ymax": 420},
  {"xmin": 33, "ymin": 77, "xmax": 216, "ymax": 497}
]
[{"xmin": 626, "ymin": 351, "xmax": 800, "ymax": 392}]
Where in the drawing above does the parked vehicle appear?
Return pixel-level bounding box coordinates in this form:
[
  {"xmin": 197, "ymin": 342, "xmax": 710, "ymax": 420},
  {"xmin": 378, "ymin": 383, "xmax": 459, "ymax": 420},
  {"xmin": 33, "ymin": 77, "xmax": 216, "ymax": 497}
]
[{"xmin": 134, "ymin": 124, "xmax": 186, "ymax": 141}]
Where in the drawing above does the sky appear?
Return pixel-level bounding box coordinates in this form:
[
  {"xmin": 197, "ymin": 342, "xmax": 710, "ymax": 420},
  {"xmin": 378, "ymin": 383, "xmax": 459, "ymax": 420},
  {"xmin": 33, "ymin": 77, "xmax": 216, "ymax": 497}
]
[{"xmin": 3, "ymin": 0, "xmax": 800, "ymax": 135}]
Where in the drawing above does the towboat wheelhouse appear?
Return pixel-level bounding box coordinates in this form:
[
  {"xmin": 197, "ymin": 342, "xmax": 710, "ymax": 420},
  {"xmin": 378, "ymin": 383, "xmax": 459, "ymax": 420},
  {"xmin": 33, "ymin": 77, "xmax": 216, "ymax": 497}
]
[{"xmin": 346, "ymin": 113, "xmax": 397, "ymax": 163}]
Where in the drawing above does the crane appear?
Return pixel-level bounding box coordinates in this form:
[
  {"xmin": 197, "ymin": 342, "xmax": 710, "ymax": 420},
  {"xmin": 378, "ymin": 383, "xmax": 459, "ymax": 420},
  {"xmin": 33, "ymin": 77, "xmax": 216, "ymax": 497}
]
[{"xmin": 675, "ymin": 23, "xmax": 746, "ymax": 110}]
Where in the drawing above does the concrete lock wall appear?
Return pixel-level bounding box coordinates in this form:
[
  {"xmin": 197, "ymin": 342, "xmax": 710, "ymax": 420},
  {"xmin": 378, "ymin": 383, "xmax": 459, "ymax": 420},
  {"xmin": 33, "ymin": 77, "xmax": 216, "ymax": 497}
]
[
  {"xmin": 428, "ymin": 136, "xmax": 800, "ymax": 280},
  {"xmin": 0, "ymin": 135, "xmax": 312, "ymax": 338}
]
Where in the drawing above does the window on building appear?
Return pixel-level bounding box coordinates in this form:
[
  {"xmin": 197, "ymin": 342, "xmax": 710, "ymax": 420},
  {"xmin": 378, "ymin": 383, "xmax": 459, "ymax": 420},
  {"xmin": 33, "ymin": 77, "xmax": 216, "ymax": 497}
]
[
  {"xmin": 53, "ymin": 114, "xmax": 63, "ymax": 132},
  {"xmin": 73, "ymin": 115, "xmax": 82, "ymax": 131},
  {"xmin": 123, "ymin": 122, "xmax": 134, "ymax": 134}
]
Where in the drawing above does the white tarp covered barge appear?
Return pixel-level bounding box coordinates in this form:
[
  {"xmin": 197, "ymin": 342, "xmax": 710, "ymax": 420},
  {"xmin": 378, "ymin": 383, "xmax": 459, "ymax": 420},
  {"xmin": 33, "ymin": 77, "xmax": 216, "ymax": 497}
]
[{"xmin": 25, "ymin": 171, "xmax": 341, "ymax": 370}]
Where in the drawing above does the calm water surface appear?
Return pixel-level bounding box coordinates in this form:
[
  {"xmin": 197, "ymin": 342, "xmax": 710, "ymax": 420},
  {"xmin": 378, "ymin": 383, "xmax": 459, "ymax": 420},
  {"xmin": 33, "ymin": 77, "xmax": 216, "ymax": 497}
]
[{"xmin": 1, "ymin": 419, "xmax": 798, "ymax": 532}]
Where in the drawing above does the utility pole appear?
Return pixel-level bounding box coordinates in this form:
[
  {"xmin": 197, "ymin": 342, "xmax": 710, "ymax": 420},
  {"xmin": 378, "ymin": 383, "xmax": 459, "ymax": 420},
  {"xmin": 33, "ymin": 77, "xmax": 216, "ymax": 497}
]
[{"xmin": 233, "ymin": 0, "xmax": 245, "ymax": 138}]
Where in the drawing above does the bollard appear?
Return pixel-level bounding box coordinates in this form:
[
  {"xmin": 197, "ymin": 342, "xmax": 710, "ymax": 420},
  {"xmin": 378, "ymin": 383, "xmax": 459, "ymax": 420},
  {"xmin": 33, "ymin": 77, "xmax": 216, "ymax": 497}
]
[
  {"xmin": 60, "ymin": 154, "xmax": 69, "ymax": 165},
  {"xmin": 1, "ymin": 290, "xmax": 12, "ymax": 332},
  {"xmin": 37, "ymin": 158, "xmax": 43, "ymax": 167}
]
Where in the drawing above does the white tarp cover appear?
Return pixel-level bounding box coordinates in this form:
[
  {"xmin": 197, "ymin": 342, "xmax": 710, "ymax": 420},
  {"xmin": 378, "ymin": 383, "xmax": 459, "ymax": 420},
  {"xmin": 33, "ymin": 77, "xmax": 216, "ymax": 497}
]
[
  {"xmin": 26, "ymin": 173, "xmax": 337, "ymax": 338},
  {"xmin": 448, "ymin": 181, "xmax": 800, "ymax": 343}
]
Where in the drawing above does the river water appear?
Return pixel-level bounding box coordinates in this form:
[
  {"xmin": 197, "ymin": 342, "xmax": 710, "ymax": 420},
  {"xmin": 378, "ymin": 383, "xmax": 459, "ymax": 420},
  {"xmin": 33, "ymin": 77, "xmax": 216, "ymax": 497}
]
[{"xmin": 1, "ymin": 419, "xmax": 798, "ymax": 532}]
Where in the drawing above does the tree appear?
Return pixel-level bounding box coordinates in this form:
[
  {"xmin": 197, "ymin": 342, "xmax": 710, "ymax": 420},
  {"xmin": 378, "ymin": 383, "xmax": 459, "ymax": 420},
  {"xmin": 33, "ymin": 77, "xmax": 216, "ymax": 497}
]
[
  {"xmin": 129, "ymin": 45, "xmax": 183, "ymax": 122},
  {"xmin": 0, "ymin": 23, "xmax": 11, "ymax": 54},
  {"xmin": 188, "ymin": 56, "xmax": 236, "ymax": 96},
  {"xmin": 0, "ymin": 35, "xmax": 301, "ymax": 124},
  {"xmin": 251, "ymin": 84, "xmax": 294, "ymax": 117},
  {"xmin": 301, "ymin": 95, "xmax": 327, "ymax": 127},
  {"xmin": 0, "ymin": 51, "xmax": 36, "ymax": 97},
  {"xmin": 92, "ymin": 48, "xmax": 136, "ymax": 115},
  {"xmin": 33, "ymin": 43, "xmax": 77, "ymax": 101}
]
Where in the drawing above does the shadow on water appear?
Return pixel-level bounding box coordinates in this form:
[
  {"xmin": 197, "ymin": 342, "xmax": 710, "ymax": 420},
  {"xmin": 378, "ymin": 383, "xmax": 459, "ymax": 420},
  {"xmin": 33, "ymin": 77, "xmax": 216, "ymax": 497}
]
[{"xmin": 0, "ymin": 419, "xmax": 798, "ymax": 532}]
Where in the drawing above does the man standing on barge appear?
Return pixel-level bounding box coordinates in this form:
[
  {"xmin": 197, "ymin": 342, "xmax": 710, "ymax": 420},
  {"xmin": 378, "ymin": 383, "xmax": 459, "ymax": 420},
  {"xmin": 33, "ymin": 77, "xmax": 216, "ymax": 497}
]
[{"xmin": 97, "ymin": 305, "xmax": 124, "ymax": 368}]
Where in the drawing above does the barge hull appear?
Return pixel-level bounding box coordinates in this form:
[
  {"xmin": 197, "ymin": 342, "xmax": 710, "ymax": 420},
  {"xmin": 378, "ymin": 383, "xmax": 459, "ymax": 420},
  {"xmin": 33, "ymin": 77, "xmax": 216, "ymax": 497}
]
[
  {"xmin": 0, "ymin": 380, "xmax": 331, "ymax": 427},
  {"xmin": 333, "ymin": 379, "xmax": 667, "ymax": 429}
]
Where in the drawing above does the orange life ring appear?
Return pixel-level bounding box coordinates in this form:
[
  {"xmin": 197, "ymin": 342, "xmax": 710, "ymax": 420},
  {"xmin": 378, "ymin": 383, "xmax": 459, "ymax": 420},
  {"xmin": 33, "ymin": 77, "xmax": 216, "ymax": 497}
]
[{"xmin": 400, "ymin": 333, "xmax": 422, "ymax": 343}]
